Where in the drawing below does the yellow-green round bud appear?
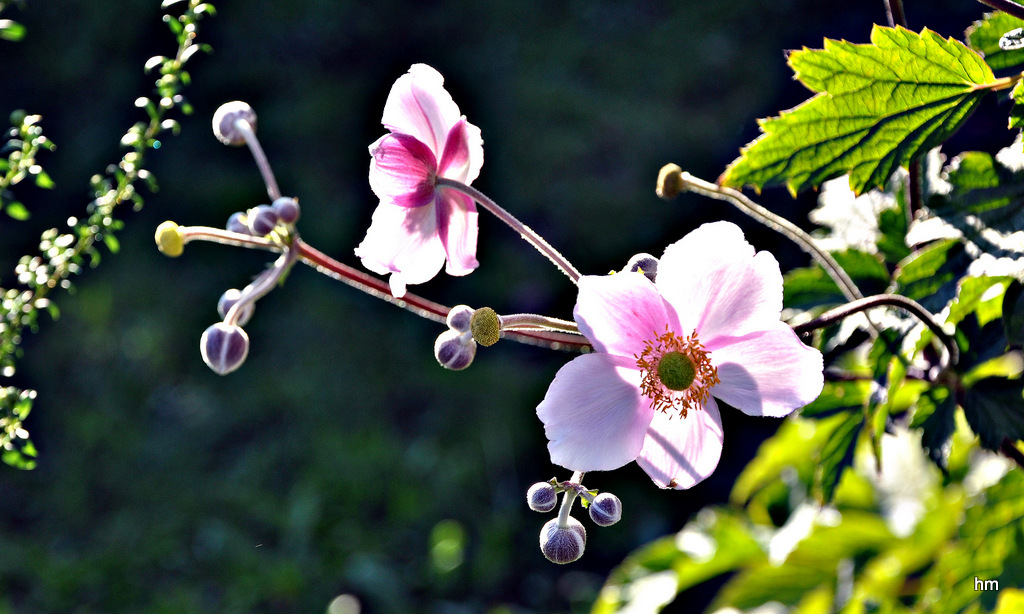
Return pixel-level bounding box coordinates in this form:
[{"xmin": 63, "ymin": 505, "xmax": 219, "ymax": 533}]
[
  {"xmin": 656, "ymin": 163, "xmax": 685, "ymax": 200},
  {"xmin": 470, "ymin": 307, "xmax": 501, "ymax": 347},
  {"xmin": 155, "ymin": 221, "xmax": 184, "ymax": 257}
]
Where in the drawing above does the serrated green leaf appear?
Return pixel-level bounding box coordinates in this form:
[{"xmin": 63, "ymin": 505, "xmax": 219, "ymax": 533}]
[
  {"xmin": 962, "ymin": 377, "xmax": 1024, "ymax": 450},
  {"xmin": 948, "ymin": 275, "xmax": 1012, "ymax": 328},
  {"xmin": 967, "ymin": 12, "xmax": 1024, "ymax": 71},
  {"xmin": 721, "ymin": 26, "xmax": 1003, "ymax": 196}
]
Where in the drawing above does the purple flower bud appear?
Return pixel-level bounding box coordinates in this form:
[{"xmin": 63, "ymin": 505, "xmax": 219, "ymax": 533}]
[
  {"xmin": 446, "ymin": 305, "xmax": 474, "ymax": 334},
  {"xmin": 272, "ymin": 196, "xmax": 300, "ymax": 224},
  {"xmin": 539, "ymin": 517, "xmax": 586, "ymax": 564},
  {"xmin": 527, "ymin": 482, "xmax": 557, "ymax": 513},
  {"xmin": 200, "ymin": 323, "xmax": 250, "ymax": 375},
  {"xmin": 226, "ymin": 212, "xmax": 250, "ymax": 235},
  {"xmin": 433, "ymin": 329, "xmax": 476, "ymax": 371},
  {"xmin": 622, "ymin": 253, "xmax": 658, "ymax": 283},
  {"xmin": 217, "ymin": 288, "xmax": 255, "ymax": 326},
  {"xmin": 588, "ymin": 492, "xmax": 622, "ymax": 526},
  {"xmin": 248, "ymin": 205, "xmax": 279, "ymax": 236},
  {"xmin": 212, "ymin": 101, "xmax": 257, "ymax": 146}
]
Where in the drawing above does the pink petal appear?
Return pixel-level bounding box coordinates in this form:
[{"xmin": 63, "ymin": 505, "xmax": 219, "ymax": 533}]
[
  {"xmin": 436, "ymin": 189, "xmax": 479, "ymax": 276},
  {"xmin": 354, "ymin": 201, "xmax": 445, "ymax": 298},
  {"xmin": 709, "ymin": 322, "xmax": 824, "ymax": 417},
  {"xmin": 381, "ymin": 64, "xmax": 462, "ymax": 155},
  {"xmin": 368, "ymin": 133, "xmax": 437, "ymax": 208},
  {"xmin": 537, "ymin": 353, "xmax": 652, "ymax": 472},
  {"xmin": 636, "ymin": 397, "xmax": 724, "ymax": 489},
  {"xmin": 437, "ymin": 118, "xmax": 484, "ymax": 185},
  {"xmin": 574, "ymin": 273, "xmax": 679, "ymax": 357},
  {"xmin": 657, "ymin": 222, "xmax": 783, "ymax": 338}
]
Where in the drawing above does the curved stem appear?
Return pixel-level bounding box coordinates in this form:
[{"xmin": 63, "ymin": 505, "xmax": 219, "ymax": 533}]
[
  {"xmin": 978, "ymin": 0, "xmax": 1024, "ymax": 22},
  {"xmin": 234, "ymin": 118, "xmax": 281, "ymax": 201},
  {"xmin": 224, "ymin": 240, "xmax": 300, "ymax": 326},
  {"xmin": 436, "ymin": 177, "xmax": 582, "ymax": 283},
  {"xmin": 174, "ymin": 226, "xmax": 592, "ymax": 351},
  {"xmin": 792, "ymin": 294, "xmax": 959, "ymax": 369}
]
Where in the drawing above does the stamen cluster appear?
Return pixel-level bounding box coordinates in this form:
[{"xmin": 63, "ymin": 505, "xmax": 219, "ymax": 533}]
[{"xmin": 635, "ymin": 327, "xmax": 719, "ymax": 417}]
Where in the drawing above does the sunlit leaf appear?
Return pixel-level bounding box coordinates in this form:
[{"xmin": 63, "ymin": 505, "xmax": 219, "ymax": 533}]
[
  {"xmin": 721, "ymin": 26, "xmax": 1001, "ymax": 195},
  {"xmin": 967, "ymin": 12, "xmax": 1024, "ymax": 71},
  {"xmin": 816, "ymin": 410, "xmax": 863, "ymax": 503}
]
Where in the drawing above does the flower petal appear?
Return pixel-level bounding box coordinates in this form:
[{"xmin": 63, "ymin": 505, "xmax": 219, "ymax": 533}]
[
  {"xmin": 537, "ymin": 353, "xmax": 652, "ymax": 472},
  {"xmin": 381, "ymin": 64, "xmax": 462, "ymax": 155},
  {"xmin": 368, "ymin": 133, "xmax": 437, "ymax": 208},
  {"xmin": 437, "ymin": 117, "xmax": 484, "ymax": 185},
  {"xmin": 657, "ymin": 221, "xmax": 783, "ymax": 338},
  {"xmin": 354, "ymin": 201, "xmax": 445, "ymax": 298},
  {"xmin": 709, "ymin": 322, "xmax": 824, "ymax": 417},
  {"xmin": 636, "ymin": 397, "xmax": 724, "ymax": 489},
  {"xmin": 437, "ymin": 189, "xmax": 479, "ymax": 276},
  {"xmin": 574, "ymin": 273, "xmax": 678, "ymax": 357}
]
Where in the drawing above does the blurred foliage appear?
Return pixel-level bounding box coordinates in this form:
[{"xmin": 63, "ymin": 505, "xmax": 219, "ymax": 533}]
[
  {"xmin": 2, "ymin": 1, "xmax": 1023, "ymax": 614},
  {"xmin": 0, "ymin": 0, "xmax": 212, "ymax": 469}
]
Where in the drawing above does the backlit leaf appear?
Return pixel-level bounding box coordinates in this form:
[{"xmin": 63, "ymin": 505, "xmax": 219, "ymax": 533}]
[{"xmin": 721, "ymin": 26, "xmax": 1002, "ymax": 195}]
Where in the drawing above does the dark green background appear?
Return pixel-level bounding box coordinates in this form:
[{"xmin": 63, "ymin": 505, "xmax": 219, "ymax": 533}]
[{"xmin": 0, "ymin": 1, "xmax": 999, "ymax": 612}]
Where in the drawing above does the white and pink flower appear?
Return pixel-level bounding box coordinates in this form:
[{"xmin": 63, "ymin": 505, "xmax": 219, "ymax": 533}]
[
  {"xmin": 355, "ymin": 64, "xmax": 483, "ymax": 298},
  {"xmin": 537, "ymin": 221, "xmax": 824, "ymax": 489}
]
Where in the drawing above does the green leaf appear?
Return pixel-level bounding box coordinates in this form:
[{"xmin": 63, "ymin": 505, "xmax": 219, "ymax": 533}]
[
  {"xmin": 1004, "ymin": 280, "xmax": 1024, "ymax": 348},
  {"xmin": 962, "ymin": 377, "xmax": 1024, "ymax": 450},
  {"xmin": 720, "ymin": 26, "xmax": 1001, "ymax": 195},
  {"xmin": 892, "ymin": 239, "xmax": 968, "ymax": 312},
  {"xmin": 911, "ymin": 386, "xmax": 957, "ymax": 468},
  {"xmin": 800, "ymin": 380, "xmax": 872, "ymax": 419},
  {"xmin": 815, "ymin": 410, "xmax": 863, "ymax": 503},
  {"xmin": 0, "ymin": 19, "xmax": 26, "ymax": 42},
  {"xmin": 912, "ymin": 147, "xmax": 1024, "ymax": 280},
  {"xmin": 103, "ymin": 233, "xmax": 121, "ymax": 254},
  {"xmin": 4, "ymin": 200, "xmax": 29, "ymax": 220},
  {"xmin": 966, "ymin": 12, "xmax": 1024, "ymax": 71}
]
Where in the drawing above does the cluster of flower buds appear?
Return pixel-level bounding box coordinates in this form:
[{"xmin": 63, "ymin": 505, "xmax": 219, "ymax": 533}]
[
  {"xmin": 433, "ymin": 305, "xmax": 478, "ymax": 370},
  {"xmin": 226, "ymin": 196, "xmax": 301, "ymax": 239},
  {"xmin": 527, "ymin": 476, "xmax": 621, "ymax": 564}
]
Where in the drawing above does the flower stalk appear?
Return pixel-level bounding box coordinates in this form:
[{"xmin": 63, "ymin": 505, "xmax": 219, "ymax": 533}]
[
  {"xmin": 436, "ymin": 177, "xmax": 582, "ymax": 283},
  {"xmin": 792, "ymin": 293, "xmax": 959, "ymax": 370}
]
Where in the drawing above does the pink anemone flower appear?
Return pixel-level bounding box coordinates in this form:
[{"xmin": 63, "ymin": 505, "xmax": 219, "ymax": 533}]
[
  {"xmin": 537, "ymin": 221, "xmax": 824, "ymax": 489},
  {"xmin": 355, "ymin": 64, "xmax": 484, "ymax": 298}
]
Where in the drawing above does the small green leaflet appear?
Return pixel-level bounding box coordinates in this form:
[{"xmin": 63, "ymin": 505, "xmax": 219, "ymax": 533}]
[
  {"xmin": 720, "ymin": 26, "xmax": 1008, "ymax": 196},
  {"xmin": 966, "ymin": 12, "xmax": 1024, "ymax": 71}
]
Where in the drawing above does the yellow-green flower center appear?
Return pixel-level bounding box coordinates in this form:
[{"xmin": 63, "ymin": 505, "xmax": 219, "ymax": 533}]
[
  {"xmin": 657, "ymin": 351, "xmax": 696, "ymax": 391},
  {"xmin": 636, "ymin": 328, "xmax": 720, "ymax": 418}
]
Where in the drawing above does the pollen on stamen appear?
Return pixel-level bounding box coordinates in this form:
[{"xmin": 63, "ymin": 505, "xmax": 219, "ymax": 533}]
[{"xmin": 635, "ymin": 327, "xmax": 720, "ymax": 418}]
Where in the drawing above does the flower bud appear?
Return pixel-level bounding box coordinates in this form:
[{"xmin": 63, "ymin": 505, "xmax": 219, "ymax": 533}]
[
  {"xmin": 155, "ymin": 221, "xmax": 184, "ymax": 257},
  {"xmin": 588, "ymin": 492, "xmax": 622, "ymax": 527},
  {"xmin": 656, "ymin": 163, "xmax": 685, "ymax": 200},
  {"xmin": 212, "ymin": 101, "xmax": 256, "ymax": 146},
  {"xmin": 217, "ymin": 288, "xmax": 255, "ymax": 326},
  {"xmin": 272, "ymin": 196, "xmax": 300, "ymax": 224},
  {"xmin": 470, "ymin": 307, "xmax": 501, "ymax": 347},
  {"xmin": 539, "ymin": 517, "xmax": 586, "ymax": 564},
  {"xmin": 248, "ymin": 205, "xmax": 279, "ymax": 236},
  {"xmin": 446, "ymin": 305, "xmax": 475, "ymax": 334},
  {"xmin": 226, "ymin": 212, "xmax": 250, "ymax": 235},
  {"xmin": 434, "ymin": 329, "xmax": 476, "ymax": 371},
  {"xmin": 527, "ymin": 482, "xmax": 557, "ymax": 513},
  {"xmin": 200, "ymin": 323, "xmax": 250, "ymax": 375},
  {"xmin": 622, "ymin": 253, "xmax": 658, "ymax": 283}
]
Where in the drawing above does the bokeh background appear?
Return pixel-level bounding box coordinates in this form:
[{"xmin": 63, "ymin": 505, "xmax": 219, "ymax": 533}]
[{"xmin": 0, "ymin": 1, "xmax": 1004, "ymax": 612}]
